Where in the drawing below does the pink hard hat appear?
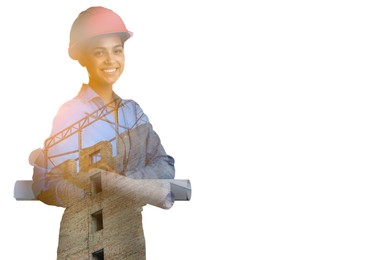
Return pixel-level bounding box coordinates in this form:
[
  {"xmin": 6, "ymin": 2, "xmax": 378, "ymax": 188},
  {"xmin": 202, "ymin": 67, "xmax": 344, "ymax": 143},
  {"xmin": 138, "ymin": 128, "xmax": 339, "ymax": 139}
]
[{"xmin": 68, "ymin": 6, "xmax": 133, "ymax": 60}]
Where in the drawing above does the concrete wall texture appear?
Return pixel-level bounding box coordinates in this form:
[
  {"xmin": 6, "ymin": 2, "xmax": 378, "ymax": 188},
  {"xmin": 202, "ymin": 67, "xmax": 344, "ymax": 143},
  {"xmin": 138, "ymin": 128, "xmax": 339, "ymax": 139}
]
[{"xmin": 53, "ymin": 140, "xmax": 147, "ymax": 259}]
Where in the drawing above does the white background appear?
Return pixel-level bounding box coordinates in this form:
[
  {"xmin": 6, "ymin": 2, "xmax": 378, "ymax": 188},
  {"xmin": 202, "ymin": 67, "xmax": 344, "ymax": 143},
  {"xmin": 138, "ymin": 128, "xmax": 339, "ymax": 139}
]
[{"xmin": 1, "ymin": 1, "xmax": 390, "ymax": 259}]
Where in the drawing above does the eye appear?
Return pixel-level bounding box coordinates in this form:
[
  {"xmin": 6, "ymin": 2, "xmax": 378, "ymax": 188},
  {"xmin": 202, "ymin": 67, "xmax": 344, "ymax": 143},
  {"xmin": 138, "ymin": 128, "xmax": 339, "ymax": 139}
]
[
  {"xmin": 94, "ymin": 51, "xmax": 104, "ymax": 57},
  {"xmin": 114, "ymin": 48, "xmax": 123, "ymax": 54}
]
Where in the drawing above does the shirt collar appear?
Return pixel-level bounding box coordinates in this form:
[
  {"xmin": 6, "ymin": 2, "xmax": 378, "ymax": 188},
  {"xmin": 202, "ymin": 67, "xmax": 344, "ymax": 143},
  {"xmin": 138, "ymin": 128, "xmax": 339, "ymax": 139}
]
[{"xmin": 77, "ymin": 84, "xmax": 122, "ymax": 104}]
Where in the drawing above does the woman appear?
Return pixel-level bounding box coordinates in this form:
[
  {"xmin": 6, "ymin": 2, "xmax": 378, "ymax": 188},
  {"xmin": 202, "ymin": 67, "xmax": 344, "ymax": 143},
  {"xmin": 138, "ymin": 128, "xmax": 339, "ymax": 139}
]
[{"xmin": 32, "ymin": 6, "xmax": 175, "ymax": 207}]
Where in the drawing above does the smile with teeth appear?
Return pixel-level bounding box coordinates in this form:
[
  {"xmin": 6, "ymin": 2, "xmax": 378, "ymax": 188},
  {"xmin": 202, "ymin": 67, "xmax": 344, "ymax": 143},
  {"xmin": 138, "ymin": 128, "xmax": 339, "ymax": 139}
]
[{"xmin": 103, "ymin": 68, "xmax": 117, "ymax": 73}]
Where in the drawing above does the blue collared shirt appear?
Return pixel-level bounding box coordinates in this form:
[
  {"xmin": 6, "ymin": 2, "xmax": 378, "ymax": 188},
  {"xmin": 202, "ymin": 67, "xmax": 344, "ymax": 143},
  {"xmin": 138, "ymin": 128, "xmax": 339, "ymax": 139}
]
[
  {"xmin": 48, "ymin": 84, "xmax": 148, "ymax": 166},
  {"xmin": 33, "ymin": 84, "xmax": 175, "ymax": 206}
]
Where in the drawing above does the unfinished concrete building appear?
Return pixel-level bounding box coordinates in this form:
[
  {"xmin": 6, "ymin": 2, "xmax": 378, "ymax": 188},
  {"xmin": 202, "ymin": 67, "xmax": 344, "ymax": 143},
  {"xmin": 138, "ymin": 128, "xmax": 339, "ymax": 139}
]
[
  {"xmin": 55, "ymin": 140, "xmax": 147, "ymax": 259},
  {"xmin": 14, "ymin": 100, "xmax": 191, "ymax": 259}
]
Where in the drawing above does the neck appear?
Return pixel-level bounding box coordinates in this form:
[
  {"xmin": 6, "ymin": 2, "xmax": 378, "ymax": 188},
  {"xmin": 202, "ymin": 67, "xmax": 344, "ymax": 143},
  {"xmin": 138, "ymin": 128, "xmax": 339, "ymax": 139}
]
[{"xmin": 88, "ymin": 81, "xmax": 113, "ymax": 105}]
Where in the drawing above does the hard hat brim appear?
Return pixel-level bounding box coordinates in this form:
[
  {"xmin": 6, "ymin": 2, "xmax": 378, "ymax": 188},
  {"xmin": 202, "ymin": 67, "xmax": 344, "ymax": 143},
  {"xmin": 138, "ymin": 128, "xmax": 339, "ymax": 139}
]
[{"xmin": 69, "ymin": 31, "xmax": 132, "ymax": 61}]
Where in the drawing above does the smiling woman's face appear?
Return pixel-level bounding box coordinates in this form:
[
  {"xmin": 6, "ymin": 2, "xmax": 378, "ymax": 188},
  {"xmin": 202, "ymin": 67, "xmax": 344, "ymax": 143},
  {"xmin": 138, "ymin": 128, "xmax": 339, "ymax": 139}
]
[{"xmin": 82, "ymin": 34, "xmax": 125, "ymax": 89}]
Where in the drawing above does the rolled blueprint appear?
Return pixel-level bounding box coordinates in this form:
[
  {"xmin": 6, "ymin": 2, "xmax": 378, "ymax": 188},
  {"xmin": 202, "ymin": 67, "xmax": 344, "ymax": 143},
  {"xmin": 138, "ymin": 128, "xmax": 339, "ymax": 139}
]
[
  {"xmin": 14, "ymin": 170, "xmax": 191, "ymax": 210},
  {"xmin": 96, "ymin": 170, "xmax": 191, "ymax": 209},
  {"xmin": 14, "ymin": 180, "xmax": 36, "ymax": 200}
]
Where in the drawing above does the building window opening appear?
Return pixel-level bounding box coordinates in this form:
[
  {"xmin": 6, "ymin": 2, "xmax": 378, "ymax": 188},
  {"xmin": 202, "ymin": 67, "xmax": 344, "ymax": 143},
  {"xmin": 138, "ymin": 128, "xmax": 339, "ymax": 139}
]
[
  {"xmin": 90, "ymin": 173, "xmax": 102, "ymax": 195},
  {"xmin": 91, "ymin": 210, "xmax": 103, "ymax": 232},
  {"xmin": 92, "ymin": 249, "xmax": 104, "ymax": 260},
  {"xmin": 90, "ymin": 150, "xmax": 101, "ymax": 164}
]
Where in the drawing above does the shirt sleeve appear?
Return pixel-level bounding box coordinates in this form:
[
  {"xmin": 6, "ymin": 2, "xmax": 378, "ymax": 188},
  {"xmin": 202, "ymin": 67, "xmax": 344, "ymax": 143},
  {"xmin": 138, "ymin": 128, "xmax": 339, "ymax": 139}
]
[
  {"xmin": 32, "ymin": 100, "xmax": 90, "ymax": 207},
  {"xmin": 124, "ymin": 103, "xmax": 175, "ymax": 179},
  {"xmin": 128, "ymin": 123, "xmax": 175, "ymax": 179},
  {"xmin": 32, "ymin": 149, "xmax": 87, "ymax": 208}
]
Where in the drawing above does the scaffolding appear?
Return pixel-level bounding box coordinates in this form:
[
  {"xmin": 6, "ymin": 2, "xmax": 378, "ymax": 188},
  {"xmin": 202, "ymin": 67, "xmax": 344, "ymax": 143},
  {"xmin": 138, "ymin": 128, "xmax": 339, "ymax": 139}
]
[{"xmin": 43, "ymin": 98, "xmax": 131, "ymax": 171}]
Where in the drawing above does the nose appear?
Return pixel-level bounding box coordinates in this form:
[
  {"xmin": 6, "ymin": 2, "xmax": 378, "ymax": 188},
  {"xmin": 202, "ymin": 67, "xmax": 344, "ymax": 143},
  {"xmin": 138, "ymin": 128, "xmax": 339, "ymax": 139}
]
[{"xmin": 104, "ymin": 52, "xmax": 114, "ymax": 64}]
